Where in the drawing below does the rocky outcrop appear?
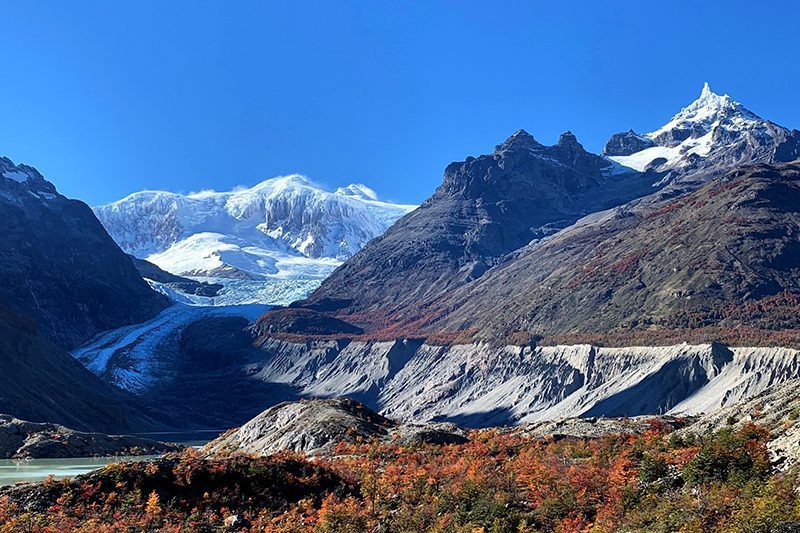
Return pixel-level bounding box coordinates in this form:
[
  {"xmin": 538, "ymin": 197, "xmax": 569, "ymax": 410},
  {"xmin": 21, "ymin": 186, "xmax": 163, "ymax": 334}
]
[
  {"xmin": 204, "ymin": 398, "xmax": 467, "ymax": 457},
  {"xmin": 508, "ymin": 415, "xmax": 690, "ymax": 440},
  {"xmin": 0, "ymin": 157, "xmax": 168, "ymax": 350},
  {"xmin": 130, "ymin": 256, "xmax": 222, "ymax": 297},
  {"xmin": 205, "ymin": 398, "xmax": 393, "ymax": 456},
  {"xmin": 0, "ymin": 414, "xmax": 181, "ymax": 459},
  {"xmin": 602, "ymin": 129, "xmax": 655, "ymax": 156}
]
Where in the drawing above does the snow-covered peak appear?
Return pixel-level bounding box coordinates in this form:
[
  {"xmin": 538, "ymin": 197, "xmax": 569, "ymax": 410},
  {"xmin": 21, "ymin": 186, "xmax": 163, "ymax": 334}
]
[
  {"xmin": 699, "ymin": 81, "xmax": 713, "ymax": 99},
  {"xmin": 647, "ymin": 82, "xmax": 760, "ymax": 142},
  {"xmin": 95, "ymin": 174, "xmax": 416, "ymax": 271},
  {"xmin": 607, "ymin": 83, "xmax": 797, "ymax": 178},
  {"xmin": 335, "ymin": 183, "xmax": 379, "ymax": 201},
  {"xmin": 245, "ymin": 174, "xmax": 316, "ymax": 194}
]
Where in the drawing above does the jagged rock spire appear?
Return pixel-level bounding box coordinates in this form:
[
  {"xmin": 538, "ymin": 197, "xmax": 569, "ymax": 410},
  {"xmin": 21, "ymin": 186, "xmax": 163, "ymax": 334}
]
[{"xmin": 495, "ymin": 129, "xmax": 541, "ymax": 152}]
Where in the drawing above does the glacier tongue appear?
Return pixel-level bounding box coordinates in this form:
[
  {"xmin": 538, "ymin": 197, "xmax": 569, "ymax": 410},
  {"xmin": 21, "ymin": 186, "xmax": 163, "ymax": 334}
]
[{"xmin": 72, "ymin": 303, "xmax": 270, "ymax": 393}]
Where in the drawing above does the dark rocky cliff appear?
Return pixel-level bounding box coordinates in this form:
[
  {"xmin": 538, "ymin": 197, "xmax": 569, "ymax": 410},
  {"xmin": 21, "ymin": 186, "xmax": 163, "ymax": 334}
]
[{"xmin": 0, "ymin": 157, "xmax": 168, "ymax": 350}]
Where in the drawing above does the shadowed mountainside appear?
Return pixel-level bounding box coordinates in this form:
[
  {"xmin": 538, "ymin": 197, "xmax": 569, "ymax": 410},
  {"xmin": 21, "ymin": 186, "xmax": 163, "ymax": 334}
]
[
  {"xmin": 0, "ymin": 157, "xmax": 168, "ymax": 350},
  {"xmin": 0, "ymin": 300, "xmax": 167, "ymax": 432}
]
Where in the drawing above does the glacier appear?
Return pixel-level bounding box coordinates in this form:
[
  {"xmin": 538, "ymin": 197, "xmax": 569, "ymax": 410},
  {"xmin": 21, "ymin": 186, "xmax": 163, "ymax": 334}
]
[{"xmin": 94, "ymin": 174, "xmax": 415, "ymax": 304}]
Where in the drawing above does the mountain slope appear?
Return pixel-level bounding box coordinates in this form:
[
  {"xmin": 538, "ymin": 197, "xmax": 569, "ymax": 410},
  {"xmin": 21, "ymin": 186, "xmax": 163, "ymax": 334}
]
[
  {"xmin": 429, "ymin": 161, "xmax": 800, "ymax": 344},
  {"xmin": 94, "ymin": 175, "xmax": 415, "ymax": 304},
  {"xmin": 301, "ymin": 130, "xmax": 658, "ymax": 327},
  {"xmin": 0, "ymin": 157, "xmax": 168, "ymax": 349}
]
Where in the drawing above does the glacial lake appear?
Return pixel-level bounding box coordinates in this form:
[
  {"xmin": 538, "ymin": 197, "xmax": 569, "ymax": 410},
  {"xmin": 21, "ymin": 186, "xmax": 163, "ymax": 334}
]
[{"xmin": 0, "ymin": 430, "xmax": 222, "ymax": 487}]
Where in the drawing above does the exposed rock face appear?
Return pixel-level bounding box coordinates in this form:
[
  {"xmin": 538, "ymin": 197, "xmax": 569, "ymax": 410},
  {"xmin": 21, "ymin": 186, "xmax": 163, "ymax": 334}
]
[
  {"xmin": 243, "ymin": 340, "xmax": 767, "ymax": 427},
  {"xmin": 296, "ymin": 129, "xmax": 656, "ymax": 329},
  {"xmin": 130, "ymin": 256, "xmax": 222, "ymax": 298},
  {"xmin": 204, "ymin": 398, "xmax": 467, "ymax": 457},
  {"xmin": 0, "ymin": 157, "xmax": 168, "ymax": 349},
  {"xmin": 0, "ymin": 414, "xmax": 181, "ymax": 459},
  {"xmin": 429, "ymin": 162, "xmax": 800, "ymax": 343},
  {"xmin": 0, "ymin": 300, "xmax": 166, "ymax": 433},
  {"xmin": 602, "ymin": 130, "xmax": 655, "ymax": 156}
]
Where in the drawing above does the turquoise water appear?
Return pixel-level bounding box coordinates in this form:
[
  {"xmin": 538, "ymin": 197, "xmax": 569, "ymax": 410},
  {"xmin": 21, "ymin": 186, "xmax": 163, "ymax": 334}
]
[
  {"xmin": 0, "ymin": 430, "xmax": 222, "ymax": 487},
  {"xmin": 0, "ymin": 455, "xmax": 155, "ymax": 486}
]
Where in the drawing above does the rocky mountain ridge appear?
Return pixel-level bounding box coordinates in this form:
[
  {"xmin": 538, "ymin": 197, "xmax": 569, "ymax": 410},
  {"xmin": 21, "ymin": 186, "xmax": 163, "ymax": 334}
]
[
  {"xmin": 301, "ymin": 129, "xmax": 658, "ymax": 323},
  {"xmin": 426, "ymin": 161, "xmax": 800, "ymax": 344},
  {"xmin": 0, "ymin": 156, "xmax": 168, "ymax": 350},
  {"xmin": 276, "ymin": 85, "xmax": 800, "ymax": 345}
]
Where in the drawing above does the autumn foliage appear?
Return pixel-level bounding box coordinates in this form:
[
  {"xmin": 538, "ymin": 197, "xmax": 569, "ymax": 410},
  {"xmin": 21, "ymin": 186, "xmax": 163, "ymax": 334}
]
[{"xmin": 1, "ymin": 422, "xmax": 799, "ymax": 532}]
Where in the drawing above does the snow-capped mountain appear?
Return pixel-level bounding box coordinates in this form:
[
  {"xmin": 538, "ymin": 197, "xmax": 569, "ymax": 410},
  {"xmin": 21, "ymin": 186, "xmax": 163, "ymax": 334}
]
[
  {"xmin": 94, "ymin": 175, "xmax": 416, "ymax": 304},
  {"xmin": 604, "ymin": 83, "xmax": 800, "ymax": 181}
]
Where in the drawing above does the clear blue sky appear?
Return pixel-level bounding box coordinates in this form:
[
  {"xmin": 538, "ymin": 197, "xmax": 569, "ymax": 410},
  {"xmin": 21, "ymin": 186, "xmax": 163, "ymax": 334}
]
[{"xmin": 1, "ymin": 1, "xmax": 798, "ymax": 206}]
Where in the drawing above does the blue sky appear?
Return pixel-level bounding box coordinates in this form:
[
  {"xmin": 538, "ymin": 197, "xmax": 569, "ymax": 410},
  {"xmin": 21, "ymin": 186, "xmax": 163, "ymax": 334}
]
[{"xmin": 1, "ymin": 1, "xmax": 798, "ymax": 206}]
